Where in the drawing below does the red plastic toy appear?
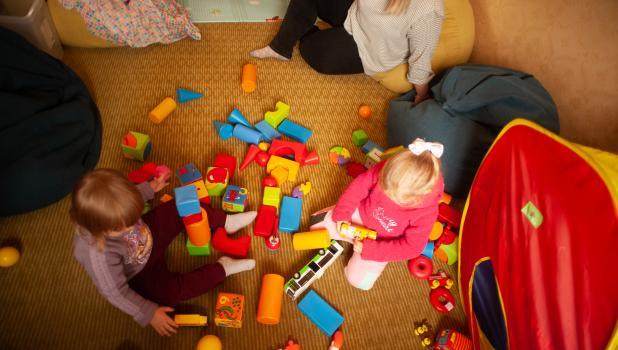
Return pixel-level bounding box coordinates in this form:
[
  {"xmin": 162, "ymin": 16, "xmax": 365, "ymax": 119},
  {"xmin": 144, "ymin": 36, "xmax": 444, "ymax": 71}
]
[
  {"xmin": 240, "ymin": 144, "xmax": 260, "ymax": 171},
  {"xmin": 262, "ymin": 175, "xmax": 278, "ymax": 187},
  {"xmin": 254, "ymin": 205, "xmax": 277, "ymax": 237},
  {"xmin": 128, "ymin": 162, "xmax": 157, "ymax": 183},
  {"xmin": 265, "ymin": 234, "xmax": 281, "ymax": 252},
  {"xmin": 268, "ymin": 139, "xmax": 308, "ymax": 164},
  {"xmin": 346, "ymin": 162, "xmax": 366, "ymax": 178},
  {"xmin": 214, "ymin": 153, "xmax": 237, "ymax": 179},
  {"xmin": 427, "ymin": 270, "xmax": 454, "ymax": 289},
  {"xmin": 429, "ymin": 287, "xmax": 455, "ymax": 313},
  {"xmin": 255, "ymin": 151, "xmax": 270, "ymax": 167},
  {"xmin": 303, "ymin": 150, "xmax": 320, "ymax": 165},
  {"xmin": 408, "ymin": 255, "xmax": 433, "ymax": 279},
  {"xmin": 212, "ymin": 228, "xmax": 251, "ymax": 258}
]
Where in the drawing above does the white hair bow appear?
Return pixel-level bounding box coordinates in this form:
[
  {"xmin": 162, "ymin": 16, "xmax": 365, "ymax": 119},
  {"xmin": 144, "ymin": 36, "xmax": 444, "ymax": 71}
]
[{"xmin": 408, "ymin": 138, "xmax": 444, "ymax": 158}]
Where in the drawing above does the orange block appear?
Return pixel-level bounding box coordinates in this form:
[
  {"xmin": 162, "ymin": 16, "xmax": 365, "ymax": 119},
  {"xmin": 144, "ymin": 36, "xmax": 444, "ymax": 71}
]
[
  {"xmin": 185, "ymin": 207, "xmax": 211, "ymax": 246},
  {"xmin": 160, "ymin": 194, "xmax": 173, "ymax": 203},
  {"xmin": 257, "ymin": 274, "xmax": 284, "ymax": 325}
]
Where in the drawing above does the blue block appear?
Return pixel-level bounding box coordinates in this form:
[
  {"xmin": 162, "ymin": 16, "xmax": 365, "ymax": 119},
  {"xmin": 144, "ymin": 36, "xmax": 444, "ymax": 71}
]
[
  {"xmin": 277, "ymin": 119, "xmax": 312, "ymax": 143},
  {"xmin": 361, "ymin": 140, "xmax": 384, "ymax": 154},
  {"xmin": 233, "ymin": 124, "xmax": 264, "ymax": 145},
  {"xmin": 297, "ymin": 290, "xmax": 344, "ymax": 336},
  {"xmin": 177, "ymin": 88, "xmax": 203, "ymax": 103},
  {"xmin": 175, "ymin": 163, "xmax": 202, "ymax": 186},
  {"xmin": 174, "ymin": 185, "xmax": 200, "ymax": 217},
  {"xmin": 254, "ymin": 120, "xmax": 281, "ymax": 141},
  {"xmin": 421, "ymin": 240, "xmax": 434, "ymax": 259},
  {"xmin": 213, "ymin": 121, "xmax": 233, "ymax": 140},
  {"xmin": 279, "ymin": 196, "xmax": 302, "ymax": 233},
  {"xmin": 227, "ymin": 109, "xmax": 252, "ymax": 128}
]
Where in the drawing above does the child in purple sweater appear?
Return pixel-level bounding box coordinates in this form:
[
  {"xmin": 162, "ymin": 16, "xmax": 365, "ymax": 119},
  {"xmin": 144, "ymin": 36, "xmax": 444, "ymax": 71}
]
[{"xmin": 71, "ymin": 169, "xmax": 256, "ymax": 336}]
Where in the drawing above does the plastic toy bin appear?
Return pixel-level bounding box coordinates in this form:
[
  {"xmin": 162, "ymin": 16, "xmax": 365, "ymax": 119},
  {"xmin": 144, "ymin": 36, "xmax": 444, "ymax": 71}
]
[{"xmin": 0, "ymin": 0, "xmax": 63, "ymax": 58}]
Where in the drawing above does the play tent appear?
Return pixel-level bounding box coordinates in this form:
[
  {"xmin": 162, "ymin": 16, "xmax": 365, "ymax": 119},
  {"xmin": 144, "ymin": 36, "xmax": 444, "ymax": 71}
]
[{"xmin": 458, "ymin": 119, "xmax": 618, "ymax": 350}]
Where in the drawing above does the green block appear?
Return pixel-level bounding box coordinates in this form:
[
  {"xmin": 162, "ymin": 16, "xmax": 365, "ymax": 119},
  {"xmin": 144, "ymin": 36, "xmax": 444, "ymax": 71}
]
[
  {"xmin": 186, "ymin": 240, "xmax": 211, "ymax": 256},
  {"xmin": 351, "ymin": 129, "xmax": 368, "ymax": 147},
  {"xmin": 121, "ymin": 131, "xmax": 152, "ymax": 161},
  {"xmin": 521, "ymin": 201, "xmax": 543, "ymax": 228},
  {"xmin": 263, "ymin": 186, "xmax": 281, "ymax": 213},
  {"xmin": 264, "ymin": 101, "xmax": 290, "ymax": 128}
]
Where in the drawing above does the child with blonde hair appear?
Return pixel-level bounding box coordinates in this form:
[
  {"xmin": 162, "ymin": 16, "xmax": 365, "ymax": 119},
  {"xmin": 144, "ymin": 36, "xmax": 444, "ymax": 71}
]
[
  {"xmin": 311, "ymin": 139, "xmax": 444, "ymax": 290},
  {"xmin": 71, "ymin": 169, "xmax": 257, "ymax": 336}
]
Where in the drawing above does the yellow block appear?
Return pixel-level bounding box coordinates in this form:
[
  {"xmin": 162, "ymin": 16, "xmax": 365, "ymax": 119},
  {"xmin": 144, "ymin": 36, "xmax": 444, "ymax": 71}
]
[
  {"xmin": 429, "ymin": 222, "xmax": 444, "ymax": 241},
  {"xmin": 174, "ymin": 314, "xmax": 207, "ymax": 326},
  {"xmin": 292, "ymin": 230, "xmax": 331, "ymax": 250},
  {"xmin": 191, "ymin": 180, "xmax": 209, "ymax": 200},
  {"xmin": 270, "ymin": 166, "xmax": 289, "ymax": 185},
  {"xmin": 266, "ymin": 156, "xmax": 299, "ymax": 181},
  {"xmin": 149, "ymin": 97, "xmax": 176, "ymax": 124}
]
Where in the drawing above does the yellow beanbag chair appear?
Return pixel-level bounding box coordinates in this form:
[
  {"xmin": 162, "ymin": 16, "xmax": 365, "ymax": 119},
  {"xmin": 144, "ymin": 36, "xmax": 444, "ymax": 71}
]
[
  {"xmin": 47, "ymin": 0, "xmax": 117, "ymax": 48},
  {"xmin": 371, "ymin": 0, "xmax": 475, "ymax": 93}
]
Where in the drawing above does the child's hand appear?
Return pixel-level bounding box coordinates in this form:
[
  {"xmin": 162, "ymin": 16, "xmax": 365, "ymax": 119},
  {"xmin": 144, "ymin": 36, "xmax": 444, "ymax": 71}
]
[
  {"xmin": 150, "ymin": 306, "xmax": 177, "ymax": 336},
  {"xmin": 149, "ymin": 174, "xmax": 170, "ymax": 193},
  {"xmin": 353, "ymin": 239, "xmax": 363, "ymax": 254}
]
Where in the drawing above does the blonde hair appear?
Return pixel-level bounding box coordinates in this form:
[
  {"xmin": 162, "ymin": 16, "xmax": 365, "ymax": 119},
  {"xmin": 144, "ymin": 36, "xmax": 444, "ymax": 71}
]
[
  {"xmin": 384, "ymin": 0, "xmax": 412, "ymax": 15},
  {"xmin": 379, "ymin": 149, "xmax": 441, "ymax": 206},
  {"xmin": 70, "ymin": 169, "xmax": 144, "ymax": 249}
]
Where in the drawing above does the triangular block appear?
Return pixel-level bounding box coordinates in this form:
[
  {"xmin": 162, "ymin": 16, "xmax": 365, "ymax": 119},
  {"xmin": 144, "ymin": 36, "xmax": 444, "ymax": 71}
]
[
  {"xmin": 228, "ymin": 109, "xmax": 252, "ymax": 128},
  {"xmin": 177, "ymin": 88, "xmax": 204, "ymax": 103}
]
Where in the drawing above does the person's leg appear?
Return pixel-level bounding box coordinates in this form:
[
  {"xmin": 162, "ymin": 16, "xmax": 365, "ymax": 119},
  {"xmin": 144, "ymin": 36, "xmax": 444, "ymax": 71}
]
[
  {"xmin": 142, "ymin": 201, "xmax": 184, "ymax": 262},
  {"xmin": 299, "ymin": 27, "xmax": 364, "ymax": 75},
  {"xmin": 344, "ymin": 252, "xmax": 389, "ymax": 290}
]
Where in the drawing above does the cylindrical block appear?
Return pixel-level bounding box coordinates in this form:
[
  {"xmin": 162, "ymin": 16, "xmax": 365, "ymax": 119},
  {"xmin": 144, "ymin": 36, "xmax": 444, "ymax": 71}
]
[
  {"xmin": 149, "ymin": 97, "xmax": 177, "ymax": 124},
  {"xmin": 257, "ymin": 274, "xmax": 284, "ymax": 324},
  {"xmin": 233, "ymin": 124, "xmax": 263, "ymax": 145},
  {"xmin": 185, "ymin": 208, "xmax": 211, "ymax": 246},
  {"xmin": 241, "ymin": 63, "xmax": 257, "ymax": 93},
  {"xmin": 293, "ymin": 230, "xmax": 330, "ymax": 250}
]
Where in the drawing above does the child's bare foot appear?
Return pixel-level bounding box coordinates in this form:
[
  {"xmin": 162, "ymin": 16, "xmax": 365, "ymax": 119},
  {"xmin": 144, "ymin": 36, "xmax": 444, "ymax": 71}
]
[
  {"xmin": 250, "ymin": 46, "xmax": 289, "ymax": 61},
  {"xmin": 218, "ymin": 256, "xmax": 256, "ymax": 276}
]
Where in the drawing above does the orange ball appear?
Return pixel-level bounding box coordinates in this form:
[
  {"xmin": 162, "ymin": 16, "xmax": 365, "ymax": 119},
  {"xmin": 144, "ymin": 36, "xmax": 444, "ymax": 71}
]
[{"xmin": 358, "ymin": 105, "xmax": 372, "ymax": 119}]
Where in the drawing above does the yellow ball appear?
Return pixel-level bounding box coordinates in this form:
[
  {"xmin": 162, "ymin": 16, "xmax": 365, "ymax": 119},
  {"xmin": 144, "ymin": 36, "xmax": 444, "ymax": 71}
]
[
  {"xmin": 0, "ymin": 247, "xmax": 20, "ymax": 268},
  {"xmin": 196, "ymin": 335, "xmax": 222, "ymax": 350}
]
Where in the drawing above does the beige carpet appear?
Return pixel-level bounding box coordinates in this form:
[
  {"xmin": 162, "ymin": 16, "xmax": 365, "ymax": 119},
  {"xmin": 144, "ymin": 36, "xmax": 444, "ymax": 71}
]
[{"xmin": 0, "ymin": 23, "xmax": 467, "ymax": 350}]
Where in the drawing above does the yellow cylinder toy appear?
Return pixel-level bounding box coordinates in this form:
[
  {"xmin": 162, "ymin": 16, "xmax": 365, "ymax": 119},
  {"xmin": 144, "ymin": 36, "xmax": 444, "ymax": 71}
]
[
  {"xmin": 241, "ymin": 63, "xmax": 257, "ymax": 93},
  {"xmin": 256, "ymin": 274, "xmax": 284, "ymax": 324},
  {"xmin": 149, "ymin": 97, "xmax": 177, "ymax": 124},
  {"xmin": 292, "ymin": 230, "xmax": 331, "ymax": 250},
  {"xmin": 185, "ymin": 208, "xmax": 211, "ymax": 246}
]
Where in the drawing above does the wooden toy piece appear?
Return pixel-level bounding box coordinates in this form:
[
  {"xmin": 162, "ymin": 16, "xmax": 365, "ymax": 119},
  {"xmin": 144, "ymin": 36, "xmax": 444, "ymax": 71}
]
[
  {"xmin": 270, "ymin": 166, "xmax": 289, "ymax": 185},
  {"xmin": 190, "ymin": 180, "xmax": 209, "ymax": 203},
  {"xmin": 186, "ymin": 239, "xmax": 211, "ymax": 256},
  {"xmin": 255, "ymin": 120, "xmax": 281, "ymax": 141},
  {"xmin": 279, "ymin": 196, "xmax": 302, "ymax": 233},
  {"xmin": 215, "ymin": 292, "xmax": 245, "ymax": 328},
  {"xmin": 268, "ymin": 139, "xmax": 308, "ymax": 164},
  {"xmin": 265, "ymin": 234, "xmax": 281, "ymax": 252},
  {"xmin": 266, "ymin": 156, "xmax": 300, "ymax": 181},
  {"xmin": 293, "ymin": 230, "xmax": 330, "ymax": 250},
  {"xmin": 205, "ymin": 167, "xmax": 229, "ymax": 197},
  {"xmin": 264, "ymin": 101, "xmax": 290, "ymax": 128},
  {"xmin": 174, "ymin": 185, "xmax": 200, "ymax": 217},
  {"xmin": 262, "ymin": 187, "xmax": 281, "ymax": 213},
  {"xmin": 121, "ymin": 131, "xmax": 152, "ymax": 161},
  {"xmin": 339, "ymin": 223, "xmax": 377, "ymax": 240},
  {"xmin": 278, "ymin": 119, "xmax": 312, "ymax": 143},
  {"xmin": 358, "ymin": 104, "xmax": 372, "ymax": 118},
  {"xmin": 212, "ymin": 228, "xmax": 251, "ymax": 258},
  {"xmin": 381, "ymin": 145, "xmax": 405, "ymax": 159},
  {"xmin": 351, "ymin": 129, "xmax": 368, "ymax": 147},
  {"xmin": 176, "ymin": 163, "xmax": 202, "ymax": 186},
  {"xmin": 196, "ymin": 335, "xmax": 222, "ymax": 350},
  {"xmin": 174, "ymin": 314, "xmax": 207, "ymax": 326},
  {"xmin": 297, "ymin": 290, "xmax": 344, "ymax": 336},
  {"xmin": 361, "ymin": 140, "xmax": 384, "ymax": 154},
  {"xmin": 303, "ymin": 150, "xmax": 320, "ymax": 165},
  {"xmin": 148, "ymin": 97, "xmax": 176, "ymax": 124},
  {"xmin": 366, "ymin": 148, "xmax": 383, "ymax": 165},
  {"xmin": 214, "ymin": 153, "xmax": 237, "ymax": 180},
  {"xmin": 258, "ymin": 142, "xmax": 270, "ymax": 152},
  {"xmin": 408, "ymin": 255, "xmax": 433, "ymax": 279},
  {"xmin": 255, "ymin": 151, "xmax": 270, "ymax": 167},
  {"xmin": 329, "ymin": 330, "xmax": 344, "ymax": 350},
  {"xmin": 241, "ymin": 63, "xmax": 257, "ymax": 93},
  {"xmin": 213, "ymin": 121, "xmax": 234, "ymax": 140},
  {"xmin": 430, "ymin": 287, "xmax": 455, "ymax": 313},
  {"xmin": 185, "ymin": 207, "xmax": 211, "ymax": 246},
  {"xmin": 285, "ymin": 241, "xmax": 344, "ymax": 299},
  {"xmin": 262, "ymin": 175, "xmax": 278, "ymax": 188},
  {"xmin": 160, "ymin": 194, "xmax": 173, "ymax": 203},
  {"xmin": 0, "ymin": 246, "xmax": 20, "ymax": 268},
  {"xmin": 292, "ymin": 181, "xmax": 311, "ymax": 198},
  {"xmin": 176, "ymin": 88, "xmax": 203, "ymax": 103},
  {"xmin": 257, "ymin": 274, "xmax": 285, "ymax": 324},
  {"xmin": 434, "ymin": 329, "xmax": 473, "ymax": 350},
  {"xmin": 254, "ymin": 205, "xmax": 277, "ymax": 237},
  {"xmin": 329, "ymin": 146, "xmax": 351, "ymax": 165},
  {"xmin": 233, "ymin": 124, "xmax": 264, "ymax": 145},
  {"xmin": 346, "ymin": 162, "xmax": 366, "ymax": 178},
  {"xmin": 240, "ymin": 144, "xmax": 261, "ymax": 171},
  {"xmin": 435, "ymin": 237, "xmax": 458, "ymax": 265},
  {"xmin": 228, "ymin": 108, "xmax": 252, "ymax": 128},
  {"xmin": 222, "ymin": 185, "xmax": 248, "ymax": 212}
]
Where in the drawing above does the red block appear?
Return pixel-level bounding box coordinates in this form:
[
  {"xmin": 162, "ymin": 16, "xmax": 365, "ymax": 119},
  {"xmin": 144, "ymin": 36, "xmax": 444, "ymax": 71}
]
[
  {"xmin": 268, "ymin": 139, "xmax": 308, "ymax": 163},
  {"xmin": 182, "ymin": 211, "xmax": 203, "ymax": 226},
  {"xmin": 214, "ymin": 153, "xmax": 237, "ymax": 179},
  {"xmin": 212, "ymin": 228, "xmax": 251, "ymax": 258},
  {"xmin": 254, "ymin": 205, "xmax": 277, "ymax": 237},
  {"xmin": 346, "ymin": 162, "xmax": 366, "ymax": 178},
  {"xmin": 128, "ymin": 162, "xmax": 158, "ymax": 183},
  {"xmin": 302, "ymin": 150, "xmax": 320, "ymax": 165},
  {"xmin": 240, "ymin": 144, "xmax": 260, "ymax": 171}
]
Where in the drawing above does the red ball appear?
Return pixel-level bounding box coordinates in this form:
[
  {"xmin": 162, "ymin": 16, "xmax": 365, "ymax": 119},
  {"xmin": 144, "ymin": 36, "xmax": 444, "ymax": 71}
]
[
  {"xmin": 255, "ymin": 151, "xmax": 270, "ymax": 167},
  {"xmin": 408, "ymin": 255, "xmax": 433, "ymax": 279},
  {"xmin": 262, "ymin": 175, "xmax": 278, "ymax": 187}
]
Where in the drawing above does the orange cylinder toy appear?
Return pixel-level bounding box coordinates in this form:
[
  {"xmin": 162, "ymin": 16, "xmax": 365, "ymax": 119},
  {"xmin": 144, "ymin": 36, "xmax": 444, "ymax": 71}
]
[
  {"xmin": 149, "ymin": 97, "xmax": 176, "ymax": 124},
  {"xmin": 256, "ymin": 274, "xmax": 284, "ymax": 324},
  {"xmin": 241, "ymin": 63, "xmax": 257, "ymax": 93},
  {"xmin": 185, "ymin": 208, "xmax": 211, "ymax": 246}
]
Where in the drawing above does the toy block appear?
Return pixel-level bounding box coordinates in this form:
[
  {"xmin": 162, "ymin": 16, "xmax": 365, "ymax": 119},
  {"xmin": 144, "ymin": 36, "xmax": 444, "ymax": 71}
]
[
  {"xmin": 228, "ymin": 109, "xmax": 252, "ymax": 128},
  {"xmin": 240, "ymin": 144, "xmax": 260, "ymax": 171},
  {"xmin": 361, "ymin": 140, "xmax": 384, "ymax": 154},
  {"xmin": 366, "ymin": 148, "xmax": 383, "ymax": 164},
  {"xmin": 258, "ymin": 142, "xmax": 270, "ymax": 151},
  {"xmin": 266, "ymin": 156, "xmax": 299, "ymax": 181},
  {"xmin": 185, "ymin": 207, "xmax": 211, "ymax": 246},
  {"xmin": 329, "ymin": 146, "xmax": 351, "ymax": 165},
  {"xmin": 205, "ymin": 167, "xmax": 229, "ymax": 196},
  {"xmin": 190, "ymin": 180, "xmax": 209, "ymax": 201},
  {"xmin": 186, "ymin": 238, "xmax": 211, "ymax": 256},
  {"xmin": 128, "ymin": 162, "xmax": 157, "ymax": 183},
  {"xmin": 435, "ymin": 237, "xmax": 458, "ymax": 265},
  {"xmin": 381, "ymin": 145, "xmax": 404, "ymax": 159},
  {"xmin": 264, "ymin": 101, "xmax": 290, "ymax": 128},
  {"xmin": 174, "ymin": 314, "xmax": 208, "ymax": 326},
  {"xmin": 121, "ymin": 131, "xmax": 152, "ymax": 161},
  {"xmin": 256, "ymin": 151, "xmax": 270, "ymax": 166},
  {"xmin": 303, "ymin": 150, "xmax": 320, "ymax": 165},
  {"xmin": 270, "ymin": 166, "xmax": 289, "ymax": 186},
  {"xmin": 215, "ymin": 292, "xmax": 245, "ymax": 328},
  {"xmin": 364, "ymin": 157, "xmax": 378, "ymax": 169},
  {"xmin": 222, "ymin": 185, "xmax": 248, "ymax": 212},
  {"xmin": 255, "ymin": 120, "xmax": 281, "ymax": 141},
  {"xmin": 292, "ymin": 181, "xmax": 311, "ymax": 198},
  {"xmin": 213, "ymin": 121, "xmax": 234, "ymax": 140},
  {"xmin": 254, "ymin": 205, "xmax": 277, "ymax": 237},
  {"xmin": 263, "ymin": 187, "xmax": 281, "ymax": 213},
  {"xmin": 346, "ymin": 162, "xmax": 365, "ymax": 178},
  {"xmin": 212, "ymin": 227, "xmax": 251, "ymax": 258},
  {"xmin": 233, "ymin": 124, "xmax": 264, "ymax": 145},
  {"xmin": 279, "ymin": 196, "xmax": 302, "ymax": 233},
  {"xmin": 241, "ymin": 63, "xmax": 257, "ymax": 93},
  {"xmin": 174, "ymin": 185, "xmax": 200, "ymax": 217},
  {"xmin": 268, "ymin": 139, "xmax": 308, "ymax": 163},
  {"xmin": 148, "ymin": 97, "xmax": 176, "ymax": 124},
  {"xmin": 183, "ymin": 211, "xmax": 203, "ymax": 226},
  {"xmin": 177, "ymin": 88, "xmax": 203, "ymax": 103},
  {"xmin": 297, "ymin": 290, "xmax": 344, "ymax": 336},
  {"xmin": 176, "ymin": 163, "xmax": 202, "ymax": 186},
  {"xmin": 293, "ymin": 230, "xmax": 330, "ymax": 250},
  {"xmin": 351, "ymin": 129, "xmax": 368, "ymax": 146},
  {"xmin": 160, "ymin": 194, "xmax": 173, "ymax": 203},
  {"xmin": 262, "ymin": 175, "xmax": 278, "ymax": 188},
  {"xmin": 214, "ymin": 153, "xmax": 237, "ymax": 179},
  {"xmin": 278, "ymin": 119, "xmax": 312, "ymax": 143},
  {"xmin": 257, "ymin": 274, "xmax": 284, "ymax": 325}
]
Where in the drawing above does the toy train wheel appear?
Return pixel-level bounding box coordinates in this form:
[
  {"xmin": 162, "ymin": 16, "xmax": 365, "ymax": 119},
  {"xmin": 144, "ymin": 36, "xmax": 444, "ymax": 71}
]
[
  {"xmin": 445, "ymin": 279, "xmax": 454, "ymax": 289},
  {"xmin": 294, "ymin": 273, "xmax": 300, "ymax": 279},
  {"xmin": 319, "ymin": 249, "xmax": 325, "ymax": 255}
]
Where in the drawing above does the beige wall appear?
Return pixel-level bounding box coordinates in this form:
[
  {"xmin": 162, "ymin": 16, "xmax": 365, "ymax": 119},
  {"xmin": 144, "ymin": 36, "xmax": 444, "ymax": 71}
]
[{"xmin": 469, "ymin": 0, "xmax": 618, "ymax": 153}]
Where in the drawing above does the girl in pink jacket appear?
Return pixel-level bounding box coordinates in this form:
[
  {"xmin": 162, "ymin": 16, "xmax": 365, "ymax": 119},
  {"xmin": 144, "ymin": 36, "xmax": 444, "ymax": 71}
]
[{"xmin": 311, "ymin": 139, "xmax": 444, "ymax": 290}]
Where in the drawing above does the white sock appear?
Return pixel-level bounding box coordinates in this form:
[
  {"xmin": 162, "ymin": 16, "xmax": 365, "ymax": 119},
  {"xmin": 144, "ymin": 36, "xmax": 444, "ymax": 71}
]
[
  {"xmin": 249, "ymin": 46, "xmax": 289, "ymax": 61},
  {"xmin": 218, "ymin": 256, "xmax": 256, "ymax": 276},
  {"xmin": 225, "ymin": 211, "xmax": 257, "ymax": 233}
]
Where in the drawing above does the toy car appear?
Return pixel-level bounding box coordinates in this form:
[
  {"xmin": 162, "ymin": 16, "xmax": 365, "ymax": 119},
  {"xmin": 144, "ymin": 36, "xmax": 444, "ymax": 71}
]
[{"xmin": 428, "ymin": 270, "xmax": 454, "ymax": 289}]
